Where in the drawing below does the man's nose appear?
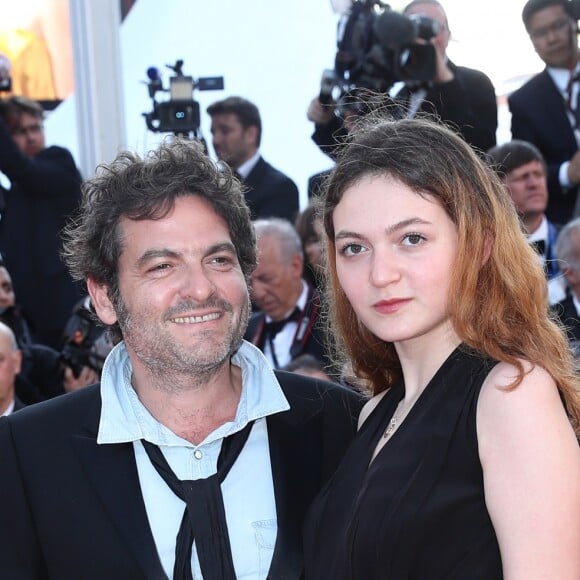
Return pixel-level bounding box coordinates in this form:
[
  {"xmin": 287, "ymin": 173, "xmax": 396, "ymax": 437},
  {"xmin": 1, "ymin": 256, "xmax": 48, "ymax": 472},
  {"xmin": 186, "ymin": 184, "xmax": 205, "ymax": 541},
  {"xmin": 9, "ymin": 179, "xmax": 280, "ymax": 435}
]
[{"xmin": 180, "ymin": 265, "xmax": 216, "ymax": 301}]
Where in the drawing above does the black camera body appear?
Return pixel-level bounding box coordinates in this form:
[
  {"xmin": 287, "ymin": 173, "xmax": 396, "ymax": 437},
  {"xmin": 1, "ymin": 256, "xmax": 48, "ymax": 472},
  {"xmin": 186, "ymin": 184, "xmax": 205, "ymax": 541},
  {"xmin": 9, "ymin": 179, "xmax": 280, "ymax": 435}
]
[
  {"xmin": 143, "ymin": 60, "xmax": 224, "ymax": 137},
  {"xmin": 60, "ymin": 297, "xmax": 112, "ymax": 379},
  {"xmin": 319, "ymin": 1, "xmax": 439, "ymax": 106}
]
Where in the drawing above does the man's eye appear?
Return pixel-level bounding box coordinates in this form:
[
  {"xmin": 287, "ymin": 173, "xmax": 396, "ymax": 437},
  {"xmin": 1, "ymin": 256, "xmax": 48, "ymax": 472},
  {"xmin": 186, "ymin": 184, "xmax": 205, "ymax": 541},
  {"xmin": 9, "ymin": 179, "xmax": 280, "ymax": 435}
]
[
  {"xmin": 149, "ymin": 263, "xmax": 171, "ymax": 272},
  {"xmin": 211, "ymin": 255, "xmax": 235, "ymax": 267}
]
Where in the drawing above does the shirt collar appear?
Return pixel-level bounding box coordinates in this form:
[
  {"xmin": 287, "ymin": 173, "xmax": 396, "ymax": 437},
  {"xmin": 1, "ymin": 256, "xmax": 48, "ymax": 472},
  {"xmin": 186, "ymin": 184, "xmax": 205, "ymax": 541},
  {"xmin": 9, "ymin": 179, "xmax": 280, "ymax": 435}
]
[
  {"xmin": 1, "ymin": 398, "xmax": 15, "ymax": 417},
  {"xmin": 528, "ymin": 215, "xmax": 548, "ymax": 243},
  {"xmin": 547, "ymin": 64, "xmax": 580, "ymax": 96},
  {"xmin": 236, "ymin": 150, "xmax": 260, "ymax": 180},
  {"xmin": 97, "ymin": 340, "xmax": 290, "ymax": 447}
]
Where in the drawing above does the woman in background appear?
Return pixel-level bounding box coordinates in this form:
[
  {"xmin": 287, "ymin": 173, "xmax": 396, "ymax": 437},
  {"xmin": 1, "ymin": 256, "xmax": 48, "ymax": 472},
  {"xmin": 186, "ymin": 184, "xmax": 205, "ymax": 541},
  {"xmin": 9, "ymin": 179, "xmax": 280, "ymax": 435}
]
[
  {"xmin": 304, "ymin": 117, "xmax": 580, "ymax": 579},
  {"xmin": 295, "ymin": 203, "xmax": 324, "ymax": 291}
]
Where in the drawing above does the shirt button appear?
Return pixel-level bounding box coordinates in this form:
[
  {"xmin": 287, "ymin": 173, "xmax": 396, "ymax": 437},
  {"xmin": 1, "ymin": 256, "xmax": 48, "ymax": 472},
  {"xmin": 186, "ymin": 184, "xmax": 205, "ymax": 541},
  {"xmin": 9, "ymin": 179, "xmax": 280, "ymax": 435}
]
[{"xmin": 193, "ymin": 449, "xmax": 203, "ymax": 460}]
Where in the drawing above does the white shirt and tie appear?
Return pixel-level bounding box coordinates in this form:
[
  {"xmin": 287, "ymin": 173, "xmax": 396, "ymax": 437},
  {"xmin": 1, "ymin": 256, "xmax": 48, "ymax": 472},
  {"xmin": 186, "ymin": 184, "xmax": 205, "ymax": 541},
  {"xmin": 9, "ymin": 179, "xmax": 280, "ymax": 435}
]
[{"xmin": 97, "ymin": 340, "xmax": 290, "ymax": 579}]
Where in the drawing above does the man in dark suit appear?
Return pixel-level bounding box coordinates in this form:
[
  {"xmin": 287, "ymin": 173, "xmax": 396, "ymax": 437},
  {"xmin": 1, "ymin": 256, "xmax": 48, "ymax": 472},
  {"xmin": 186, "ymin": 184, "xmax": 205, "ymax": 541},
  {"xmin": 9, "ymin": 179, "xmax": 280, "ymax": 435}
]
[
  {"xmin": 0, "ymin": 139, "xmax": 361, "ymax": 580},
  {"xmin": 508, "ymin": 0, "xmax": 580, "ymax": 225},
  {"xmin": 245, "ymin": 218, "xmax": 331, "ymax": 372},
  {"xmin": 207, "ymin": 96, "xmax": 299, "ymax": 223},
  {"xmin": 0, "ymin": 96, "xmax": 83, "ymax": 349},
  {"xmin": 307, "ymin": 0, "xmax": 497, "ymax": 159}
]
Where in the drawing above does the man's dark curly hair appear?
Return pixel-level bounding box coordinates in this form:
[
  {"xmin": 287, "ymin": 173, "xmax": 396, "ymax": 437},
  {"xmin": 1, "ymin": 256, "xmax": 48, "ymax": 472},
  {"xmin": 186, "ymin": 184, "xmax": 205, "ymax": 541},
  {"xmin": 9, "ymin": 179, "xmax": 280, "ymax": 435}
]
[{"xmin": 62, "ymin": 138, "xmax": 256, "ymax": 340}]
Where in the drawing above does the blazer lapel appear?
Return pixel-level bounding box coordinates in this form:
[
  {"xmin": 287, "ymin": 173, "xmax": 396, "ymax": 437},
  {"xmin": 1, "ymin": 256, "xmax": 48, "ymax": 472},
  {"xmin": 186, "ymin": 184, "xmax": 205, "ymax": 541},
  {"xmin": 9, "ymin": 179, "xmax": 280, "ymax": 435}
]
[
  {"xmin": 73, "ymin": 399, "xmax": 167, "ymax": 580},
  {"xmin": 266, "ymin": 396, "xmax": 324, "ymax": 580}
]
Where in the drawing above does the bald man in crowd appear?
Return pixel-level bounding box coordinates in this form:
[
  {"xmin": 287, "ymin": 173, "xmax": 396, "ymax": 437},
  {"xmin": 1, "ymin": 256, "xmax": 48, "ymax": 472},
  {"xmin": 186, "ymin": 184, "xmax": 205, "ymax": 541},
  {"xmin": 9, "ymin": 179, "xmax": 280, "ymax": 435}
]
[{"xmin": 0, "ymin": 321, "xmax": 24, "ymax": 416}]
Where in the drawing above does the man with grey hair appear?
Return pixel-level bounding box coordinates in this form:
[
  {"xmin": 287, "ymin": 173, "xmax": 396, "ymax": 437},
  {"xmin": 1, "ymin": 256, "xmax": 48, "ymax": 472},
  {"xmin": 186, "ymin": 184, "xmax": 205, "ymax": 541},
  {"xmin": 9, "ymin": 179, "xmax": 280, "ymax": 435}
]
[
  {"xmin": 0, "ymin": 321, "xmax": 25, "ymax": 416},
  {"xmin": 245, "ymin": 218, "xmax": 330, "ymax": 371},
  {"xmin": 552, "ymin": 217, "xmax": 580, "ymax": 355}
]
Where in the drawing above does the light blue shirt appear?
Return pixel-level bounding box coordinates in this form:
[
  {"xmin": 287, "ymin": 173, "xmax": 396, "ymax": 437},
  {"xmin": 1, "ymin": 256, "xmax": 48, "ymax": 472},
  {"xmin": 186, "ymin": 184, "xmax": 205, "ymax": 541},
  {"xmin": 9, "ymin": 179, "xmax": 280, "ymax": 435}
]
[{"xmin": 97, "ymin": 340, "xmax": 290, "ymax": 579}]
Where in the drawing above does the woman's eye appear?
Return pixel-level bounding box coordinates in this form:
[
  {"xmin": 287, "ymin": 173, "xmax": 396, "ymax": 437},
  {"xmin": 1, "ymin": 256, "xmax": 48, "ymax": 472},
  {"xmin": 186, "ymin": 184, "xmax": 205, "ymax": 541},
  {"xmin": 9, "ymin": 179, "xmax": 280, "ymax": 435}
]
[
  {"xmin": 402, "ymin": 233, "xmax": 425, "ymax": 246},
  {"xmin": 341, "ymin": 243, "xmax": 365, "ymax": 256}
]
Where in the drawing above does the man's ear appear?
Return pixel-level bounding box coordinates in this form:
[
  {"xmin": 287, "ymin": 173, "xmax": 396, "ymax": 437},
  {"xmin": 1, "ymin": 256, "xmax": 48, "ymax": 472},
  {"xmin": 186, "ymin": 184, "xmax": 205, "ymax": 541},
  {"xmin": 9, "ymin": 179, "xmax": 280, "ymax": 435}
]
[
  {"xmin": 87, "ymin": 278, "xmax": 118, "ymax": 325},
  {"xmin": 244, "ymin": 125, "xmax": 259, "ymax": 148},
  {"xmin": 12, "ymin": 348, "xmax": 22, "ymax": 376},
  {"xmin": 290, "ymin": 252, "xmax": 304, "ymax": 278}
]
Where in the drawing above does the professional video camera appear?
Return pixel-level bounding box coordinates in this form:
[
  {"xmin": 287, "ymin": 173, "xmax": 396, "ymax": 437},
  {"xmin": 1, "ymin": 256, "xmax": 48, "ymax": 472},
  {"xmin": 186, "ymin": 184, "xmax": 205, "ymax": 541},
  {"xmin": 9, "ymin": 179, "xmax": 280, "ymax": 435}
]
[
  {"xmin": 319, "ymin": 0, "xmax": 440, "ymax": 106},
  {"xmin": 60, "ymin": 297, "xmax": 113, "ymax": 379},
  {"xmin": 143, "ymin": 60, "xmax": 224, "ymax": 138}
]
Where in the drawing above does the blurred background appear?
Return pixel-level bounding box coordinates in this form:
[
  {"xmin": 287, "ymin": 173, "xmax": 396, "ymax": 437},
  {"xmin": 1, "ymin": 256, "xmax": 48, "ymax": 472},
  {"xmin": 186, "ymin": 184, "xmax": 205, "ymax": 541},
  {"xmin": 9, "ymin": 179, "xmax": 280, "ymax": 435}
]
[{"xmin": 1, "ymin": 0, "xmax": 544, "ymax": 206}]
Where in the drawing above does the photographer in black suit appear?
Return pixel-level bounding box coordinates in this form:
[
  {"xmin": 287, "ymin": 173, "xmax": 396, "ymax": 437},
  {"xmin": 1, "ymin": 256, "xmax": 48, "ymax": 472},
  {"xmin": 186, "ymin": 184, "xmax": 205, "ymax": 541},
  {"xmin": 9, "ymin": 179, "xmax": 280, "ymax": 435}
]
[
  {"xmin": 308, "ymin": 0, "xmax": 497, "ymax": 158},
  {"xmin": 0, "ymin": 95, "xmax": 83, "ymax": 349},
  {"xmin": 207, "ymin": 96, "xmax": 299, "ymax": 223}
]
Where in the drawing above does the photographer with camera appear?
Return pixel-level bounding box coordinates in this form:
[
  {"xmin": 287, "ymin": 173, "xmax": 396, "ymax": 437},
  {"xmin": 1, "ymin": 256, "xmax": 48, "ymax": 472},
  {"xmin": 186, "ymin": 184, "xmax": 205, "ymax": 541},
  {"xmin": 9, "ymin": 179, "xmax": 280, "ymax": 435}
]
[
  {"xmin": 0, "ymin": 259, "xmax": 98, "ymax": 404},
  {"xmin": 308, "ymin": 0, "xmax": 497, "ymax": 158},
  {"xmin": 0, "ymin": 95, "xmax": 83, "ymax": 350}
]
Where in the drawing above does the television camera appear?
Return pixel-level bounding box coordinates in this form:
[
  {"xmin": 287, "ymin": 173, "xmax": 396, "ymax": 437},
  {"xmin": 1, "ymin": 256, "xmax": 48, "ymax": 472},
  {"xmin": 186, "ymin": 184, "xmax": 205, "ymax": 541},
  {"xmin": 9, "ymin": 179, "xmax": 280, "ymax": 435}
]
[
  {"xmin": 319, "ymin": 0, "xmax": 440, "ymax": 107},
  {"xmin": 143, "ymin": 60, "xmax": 224, "ymax": 138}
]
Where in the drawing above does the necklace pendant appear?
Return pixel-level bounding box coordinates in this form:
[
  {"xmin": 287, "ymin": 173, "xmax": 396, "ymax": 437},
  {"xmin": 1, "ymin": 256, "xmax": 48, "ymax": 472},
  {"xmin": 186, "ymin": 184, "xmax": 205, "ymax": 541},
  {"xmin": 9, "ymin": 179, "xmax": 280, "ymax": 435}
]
[{"xmin": 383, "ymin": 416, "xmax": 397, "ymax": 438}]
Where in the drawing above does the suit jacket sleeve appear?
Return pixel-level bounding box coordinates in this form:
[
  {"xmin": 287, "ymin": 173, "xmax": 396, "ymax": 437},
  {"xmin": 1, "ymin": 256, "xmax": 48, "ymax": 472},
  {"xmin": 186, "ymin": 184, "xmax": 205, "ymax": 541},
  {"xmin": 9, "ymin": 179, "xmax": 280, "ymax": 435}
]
[
  {"xmin": 424, "ymin": 65, "xmax": 497, "ymax": 154},
  {"xmin": 311, "ymin": 115, "xmax": 348, "ymax": 161},
  {"xmin": 0, "ymin": 418, "xmax": 47, "ymax": 579},
  {"xmin": 0, "ymin": 117, "xmax": 82, "ymax": 198},
  {"xmin": 508, "ymin": 88, "xmax": 566, "ymax": 203}
]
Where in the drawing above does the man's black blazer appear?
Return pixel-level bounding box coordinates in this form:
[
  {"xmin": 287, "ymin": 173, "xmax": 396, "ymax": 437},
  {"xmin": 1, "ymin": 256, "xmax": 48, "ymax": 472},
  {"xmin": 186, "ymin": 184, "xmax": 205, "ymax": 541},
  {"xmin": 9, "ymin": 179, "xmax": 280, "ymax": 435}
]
[
  {"xmin": 0, "ymin": 371, "xmax": 362, "ymax": 579},
  {"xmin": 243, "ymin": 156, "xmax": 299, "ymax": 223},
  {"xmin": 509, "ymin": 70, "xmax": 577, "ymax": 225}
]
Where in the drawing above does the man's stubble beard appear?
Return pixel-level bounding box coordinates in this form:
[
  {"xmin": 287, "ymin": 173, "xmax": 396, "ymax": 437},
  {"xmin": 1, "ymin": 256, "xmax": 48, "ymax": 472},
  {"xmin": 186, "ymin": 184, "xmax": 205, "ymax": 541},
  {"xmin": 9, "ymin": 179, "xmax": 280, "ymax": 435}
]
[{"xmin": 115, "ymin": 294, "xmax": 251, "ymax": 390}]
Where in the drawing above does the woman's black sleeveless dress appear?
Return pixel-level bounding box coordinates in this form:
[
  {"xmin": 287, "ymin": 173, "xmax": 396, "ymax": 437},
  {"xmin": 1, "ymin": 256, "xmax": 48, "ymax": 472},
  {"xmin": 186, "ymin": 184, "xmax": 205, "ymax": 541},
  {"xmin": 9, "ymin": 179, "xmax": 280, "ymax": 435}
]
[{"xmin": 303, "ymin": 346, "xmax": 504, "ymax": 579}]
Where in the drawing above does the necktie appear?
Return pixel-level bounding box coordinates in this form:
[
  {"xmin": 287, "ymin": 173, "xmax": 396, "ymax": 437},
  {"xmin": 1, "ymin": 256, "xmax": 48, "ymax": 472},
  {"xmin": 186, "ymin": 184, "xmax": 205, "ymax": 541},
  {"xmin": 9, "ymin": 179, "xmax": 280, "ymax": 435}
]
[
  {"xmin": 530, "ymin": 239, "xmax": 546, "ymax": 257},
  {"xmin": 141, "ymin": 420, "xmax": 255, "ymax": 580},
  {"xmin": 264, "ymin": 307, "xmax": 301, "ymax": 340},
  {"xmin": 565, "ymin": 70, "xmax": 580, "ymax": 130}
]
